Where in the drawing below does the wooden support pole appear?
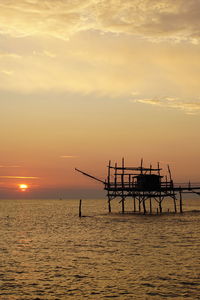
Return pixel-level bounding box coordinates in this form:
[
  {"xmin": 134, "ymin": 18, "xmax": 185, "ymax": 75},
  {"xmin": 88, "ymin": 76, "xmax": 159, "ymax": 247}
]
[
  {"xmin": 158, "ymin": 162, "xmax": 162, "ymax": 214},
  {"xmin": 141, "ymin": 158, "xmax": 143, "ymax": 174},
  {"xmin": 168, "ymin": 164, "xmax": 172, "ymax": 181},
  {"xmin": 149, "ymin": 197, "xmax": 152, "ymax": 214},
  {"xmin": 108, "ymin": 160, "xmax": 111, "ymax": 188},
  {"xmin": 129, "ymin": 174, "xmax": 131, "ymax": 189},
  {"xmin": 107, "ymin": 160, "xmax": 112, "ymax": 213},
  {"xmin": 132, "ymin": 177, "xmax": 136, "ymax": 212},
  {"xmin": 122, "ymin": 197, "xmax": 125, "ymax": 214},
  {"xmin": 159, "ymin": 201, "xmax": 162, "ymax": 213},
  {"xmin": 114, "ymin": 163, "xmax": 117, "ymax": 194},
  {"xmin": 179, "ymin": 187, "xmax": 183, "ymax": 213},
  {"xmin": 133, "ymin": 196, "xmax": 136, "ymax": 212},
  {"xmin": 138, "ymin": 197, "xmax": 141, "ymax": 212},
  {"xmin": 173, "ymin": 197, "xmax": 177, "ymax": 213},
  {"xmin": 142, "ymin": 199, "xmax": 146, "ymax": 215},
  {"xmin": 157, "ymin": 162, "xmax": 160, "ymax": 176},
  {"xmin": 121, "ymin": 157, "xmax": 125, "ymax": 214},
  {"xmin": 79, "ymin": 199, "xmax": 82, "ymax": 218},
  {"xmin": 108, "ymin": 197, "xmax": 111, "ymax": 213}
]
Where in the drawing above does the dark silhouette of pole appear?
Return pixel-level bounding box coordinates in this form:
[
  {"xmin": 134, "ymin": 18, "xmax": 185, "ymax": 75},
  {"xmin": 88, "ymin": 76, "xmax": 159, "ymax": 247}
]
[
  {"xmin": 138, "ymin": 197, "xmax": 141, "ymax": 212},
  {"xmin": 79, "ymin": 199, "xmax": 82, "ymax": 218},
  {"xmin": 134, "ymin": 196, "xmax": 136, "ymax": 212},
  {"xmin": 149, "ymin": 197, "xmax": 152, "ymax": 214},
  {"xmin": 158, "ymin": 162, "xmax": 162, "ymax": 213},
  {"xmin": 149, "ymin": 164, "xmax": 152, "ymax": 214},
  {"xmin": 107, "ymin": 160, "xmax": 111, "ymax": 213},
  {"xmin": 173, "ymin": 196, "xmax": 177, "ymax": 213},
  {"xmin": 179, "ymin": 187, "xmax": 183, "ymax": 213},
  {"xmin": 159, "ymin": 200, "xmax": 162, "ymax": 213},
  {"xmin": 121, "ymin": 157, "xmax": 125, "ymax": 214},
  {"xmin": 142, "ymin": 198, "xmax": 146, "ymax": 215}
]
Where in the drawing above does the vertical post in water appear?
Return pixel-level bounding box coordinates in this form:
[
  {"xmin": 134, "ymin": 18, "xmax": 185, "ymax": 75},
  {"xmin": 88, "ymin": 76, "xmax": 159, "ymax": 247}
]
[
  {"xmin": 132, "ymin": 177, "xmax": 136, "ymax": 212},
  {"xmin": 114, "ymin": 162, "xmax": 117, "ymax": 197},
  {"xmin": 149, "ymin": 197, "xmax": 152, "ymax": 214},
  {"xmin": 134, "ymin": 196, "xmax": 136, "ymax": 212},
  {"xmin": 173, "ymin": 196, "xmax": 177, "ymax": 213},
  {"xmin": 108, "ymin": 197, "xmax": 111, "ymax": 213},
  {"xmin": 121, "ymin": 157, "xmax": 125, "ymax": 214},
  {"xmin": 158, "ymin": 162, "xmax": 162, "ymax": 214},
  {"xmin": 149, "ymin": 164, "xmax": 152, "ymax": 214},
  {"xmin": 138, "ymin": 196, "xmax": 141, "ymax": 212},
  {"xmin": 159, "ymin": 200, "xmax": 162, "ymax": 213},
  {"xmin": 79, "ymin": 199, "xmax": 82, "ymax": 218},
  {"xmin": 108, "ymin": 160, "xmax": 111, "ymax": 213},
  {"xmin": 142, "ymin": 197, "xmax": 146, "ymax": 215},
  {"xmin": 121, "ymin": 197, "xmax": 125, "ymax": 214},
  {"xmin": 179, "ymin": 187, "xmax": 183, "ymax": 213}
]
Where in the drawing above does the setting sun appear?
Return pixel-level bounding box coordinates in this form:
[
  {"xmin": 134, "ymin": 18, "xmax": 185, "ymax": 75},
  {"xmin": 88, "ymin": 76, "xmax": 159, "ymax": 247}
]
[{"xmin": 19, "ymin": 184, "xmax": 29, "ymax": 192}]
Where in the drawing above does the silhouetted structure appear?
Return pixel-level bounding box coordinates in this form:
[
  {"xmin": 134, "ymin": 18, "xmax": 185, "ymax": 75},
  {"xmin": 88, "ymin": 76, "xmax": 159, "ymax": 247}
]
[{"xmin": 75, "ymin": 159, "xmax": 200, "ymax": 214}]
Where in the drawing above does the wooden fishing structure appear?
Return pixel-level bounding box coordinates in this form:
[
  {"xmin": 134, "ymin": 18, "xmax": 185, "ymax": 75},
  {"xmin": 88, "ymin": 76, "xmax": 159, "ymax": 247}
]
[{"xmin": 75, "ymin": 159, "xmax": 200, "ymax": 214}]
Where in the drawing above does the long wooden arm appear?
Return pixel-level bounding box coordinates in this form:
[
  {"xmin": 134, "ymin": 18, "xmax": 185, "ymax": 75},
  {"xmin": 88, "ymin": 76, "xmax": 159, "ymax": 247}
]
[{"xmin": 75, "ymin": 168, "xmax": 105, "ymax": 184}]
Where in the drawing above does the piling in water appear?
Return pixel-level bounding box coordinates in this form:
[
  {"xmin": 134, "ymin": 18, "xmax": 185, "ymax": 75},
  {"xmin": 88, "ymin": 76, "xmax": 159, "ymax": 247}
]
[
  {"xmin": 79, "ymin": 199, "xmax": 82, "ymax": 218},
  {"xmin": 179, "ymin": 188, "xmax": 183, "ymax": 213}
]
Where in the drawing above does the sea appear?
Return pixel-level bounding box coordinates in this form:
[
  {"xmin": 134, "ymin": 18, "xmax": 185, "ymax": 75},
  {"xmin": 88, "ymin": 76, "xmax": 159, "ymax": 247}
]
[{"xmin": 0, "ymin": 197, "xmax": 200, "ymax": 299}]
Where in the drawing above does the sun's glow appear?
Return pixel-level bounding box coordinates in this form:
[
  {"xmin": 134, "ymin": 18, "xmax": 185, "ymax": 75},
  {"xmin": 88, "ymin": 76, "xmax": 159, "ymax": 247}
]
[{"xmin": 19, "ymin": 184, "xmax": 29, "ymax": 191}]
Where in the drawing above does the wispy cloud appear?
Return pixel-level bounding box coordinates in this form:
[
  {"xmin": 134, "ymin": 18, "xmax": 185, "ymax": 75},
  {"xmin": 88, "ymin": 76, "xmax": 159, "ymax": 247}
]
[
  {"xmin": 0, "ymin": 52, "xmax": 21, "ymax": 59},
  {"xmin": 0, "ymin": 1, "xmax": 199, "ymax": 114},
  {"xmin": 33, "ymin": 50, "xmax": 56, "ymax": 58},
  {"xmin": 0, "ymin": 0, "xmax": 199, "ymax": 42},
  {"xmin": 0, "ymin": 165, "xmax": 21, "ymax": 168},
  {"xmin": 1, "ymin": 70, "xmax": 13, "ymax": 76},
  {"xmin": 132, "ymin": 97, "xmax": 200, "ymax": 114},
  {"xmin": 60, "ymin": 155, "xmax": 78, "ymax": 159},
  {"xmin": 0, "ymin": 176, "xmax": 39, "ymax": 179}
]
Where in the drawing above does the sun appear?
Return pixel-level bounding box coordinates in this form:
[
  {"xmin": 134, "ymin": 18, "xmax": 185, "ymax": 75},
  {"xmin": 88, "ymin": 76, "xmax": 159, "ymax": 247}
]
[{"xmin": 19, "ymin": 184, "xmax": 29, "ymax": 192}]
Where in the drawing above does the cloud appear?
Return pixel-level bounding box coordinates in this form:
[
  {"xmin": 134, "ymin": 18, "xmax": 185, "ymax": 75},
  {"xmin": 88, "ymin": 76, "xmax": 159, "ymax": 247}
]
[
  {"xmin": 1, "ymin": 70, "xmax": 13, "ymax": 76},
  {"xmin": 33, "ymin": 50, "xmax": 56, "ymax": 58},
  {"xmin": 0, "ymin": 33, "xmax": 200, "ymax": 114},
  {"xmin": 132, "ymin": 97, "xmax": 200, "ymax": 114},
  {"xmin": 0, "ymin": 52, "xmax": 21, "ymax": 59},
  {"xmin": 0, "ymin": 0, "xmax": 199, "ymax": 42},
  {"xmin": 0, "ymin": 1, "xmax": 199, "ymax": 115},
  {"xmin": 0, "ymin": 176, "xmax": 39, "ymax": 179},
  {"xmin": 0, "ymin": 165, "xmax": 21, "ymax": 168},
  {"xmin": 60, "ymin": 155, "xmax": 78, "ymax": 159}
]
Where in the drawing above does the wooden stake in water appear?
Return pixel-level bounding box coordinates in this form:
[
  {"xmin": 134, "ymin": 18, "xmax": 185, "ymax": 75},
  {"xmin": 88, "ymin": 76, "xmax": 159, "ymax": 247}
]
[
  {"xmin": 142, "ymin": 199, "xmax": 146, "ymax": 215},
  {"xmin": 149, "ymin": 197, "xmax": 152, "ymax": 214},
  {"xmin": 79, "ymin": 199, "xmax": 82, "ymax": 218},
  {"xmin": 173, "ymin": 197, "xmax": 177, "ymax": 213},
  {"xmin": 121, "ymin": 157, "xmax": 125, "ymax": 214},
  {"xmin": 179, "ymin": 187, "xmax": 183, "ymax": 213}
]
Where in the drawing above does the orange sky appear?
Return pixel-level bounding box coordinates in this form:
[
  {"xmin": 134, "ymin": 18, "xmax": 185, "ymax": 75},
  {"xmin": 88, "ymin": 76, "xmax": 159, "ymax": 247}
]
[{"xmin": 0, "ymin": 0, "xmax": 200, "ymax": 198}]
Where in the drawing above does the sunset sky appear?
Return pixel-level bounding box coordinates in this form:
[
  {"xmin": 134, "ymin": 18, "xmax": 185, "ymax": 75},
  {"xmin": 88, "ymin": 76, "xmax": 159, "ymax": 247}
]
[{"xmin": 0, "ymin": 0, "xmax": 200, "ymax": 198}]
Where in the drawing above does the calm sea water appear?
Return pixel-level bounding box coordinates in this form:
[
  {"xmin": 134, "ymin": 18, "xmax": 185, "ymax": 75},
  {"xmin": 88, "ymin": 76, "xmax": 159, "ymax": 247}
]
[{"xmin": 0, "ymin": 197, "xmax": 200, "ymax": 299}]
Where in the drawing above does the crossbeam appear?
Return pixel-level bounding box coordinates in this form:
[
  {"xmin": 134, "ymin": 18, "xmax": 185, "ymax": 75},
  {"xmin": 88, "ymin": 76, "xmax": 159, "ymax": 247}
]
[{"xmin": 110, "ymin": 166, "xmax": 162, "ymax": 171}]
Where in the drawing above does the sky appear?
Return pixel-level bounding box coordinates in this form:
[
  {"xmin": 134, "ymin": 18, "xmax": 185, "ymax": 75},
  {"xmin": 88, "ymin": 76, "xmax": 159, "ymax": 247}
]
[{"xmin": 0, "ymin": 0, "xmax": 200, "ymax": 198}]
